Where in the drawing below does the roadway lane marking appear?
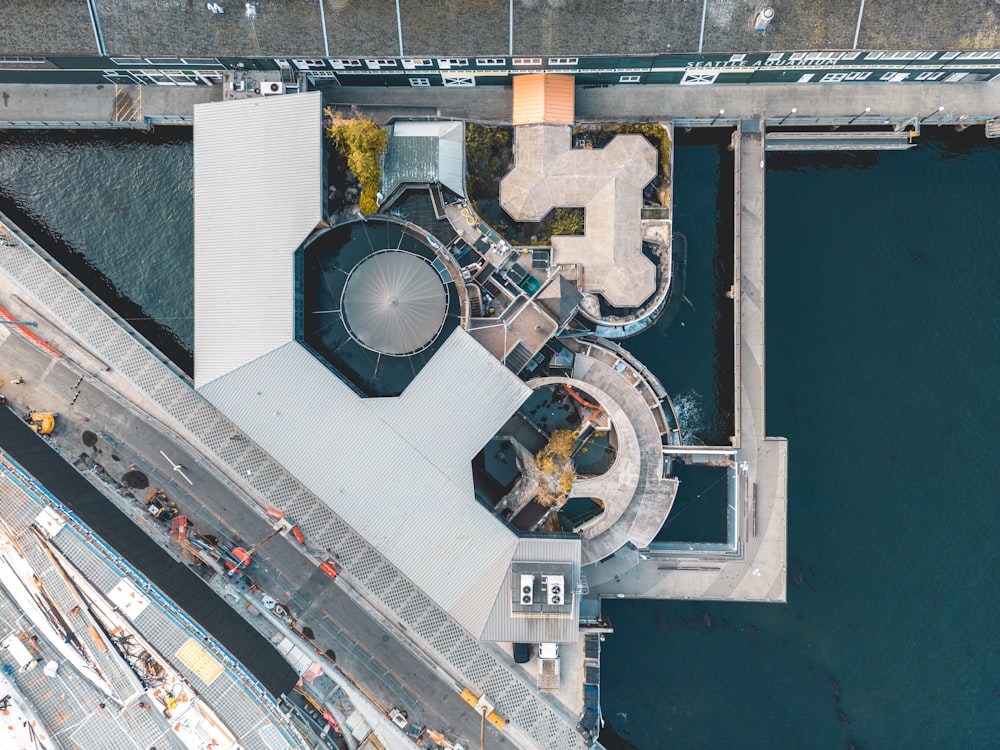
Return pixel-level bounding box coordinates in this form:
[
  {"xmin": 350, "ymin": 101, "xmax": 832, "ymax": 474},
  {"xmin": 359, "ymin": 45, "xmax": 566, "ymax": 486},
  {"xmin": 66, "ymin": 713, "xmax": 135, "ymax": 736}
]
[
  {"xmin": 318, "ymin": 0, "xmax": 330, "ymax": 56},
  {"xmin": 509, "ymin": 0, "xmax": 514, "ymax": 56},
  {"xmin": 86, "ymin": 0, "xmax": 107, "ymax": 56},
  {"xmin": 698, "ymin": 0, "xmax": 709, "ymax": 53},
  {"xmin": 395, "ymin": 0, "xmax": 405, "ymax": 56},
  {"xmin": 853, "ymin": 0, "xmax": 866, "ymax": 49}
]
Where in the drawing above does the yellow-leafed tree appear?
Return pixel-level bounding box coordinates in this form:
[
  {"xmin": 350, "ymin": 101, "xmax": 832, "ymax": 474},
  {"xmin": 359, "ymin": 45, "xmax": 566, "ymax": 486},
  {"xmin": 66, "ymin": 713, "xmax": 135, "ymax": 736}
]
[
  {"xmin": 325, "ymin": 107, "xmax": 389, "ymax": 215},
  {"xmin": 534, "ymin": 429, "xmax": 578, "ymax": 508}
]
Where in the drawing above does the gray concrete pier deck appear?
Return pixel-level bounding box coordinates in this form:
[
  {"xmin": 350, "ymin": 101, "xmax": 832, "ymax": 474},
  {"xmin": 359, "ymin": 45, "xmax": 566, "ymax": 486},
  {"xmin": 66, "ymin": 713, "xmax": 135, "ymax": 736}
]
[
  {"xmin": 0, "ymin": 78, "xmax": 996, "ymax": 130},
  {"xmin": 0, "ymin": 82, "xmax": 219, "ymax": 126},
  {"xmin": 326, "ymin": 80, "xmax": 1000, "ymax": 126},
  {"xmin": 585, "ymin": 122, "xmax": 788, "ymax": 603}
]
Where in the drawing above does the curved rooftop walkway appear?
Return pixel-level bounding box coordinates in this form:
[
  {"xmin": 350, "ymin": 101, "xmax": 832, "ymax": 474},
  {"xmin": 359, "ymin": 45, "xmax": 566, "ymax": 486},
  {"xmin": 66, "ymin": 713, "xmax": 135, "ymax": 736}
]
[{"xmin": 530, "ymin": 341, "xmax": 677, "ymax": 564}]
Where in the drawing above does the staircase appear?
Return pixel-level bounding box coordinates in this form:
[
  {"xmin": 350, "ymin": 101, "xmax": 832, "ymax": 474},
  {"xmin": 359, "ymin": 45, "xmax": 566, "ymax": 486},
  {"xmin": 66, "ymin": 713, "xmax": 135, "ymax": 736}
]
[{"xmin": 505, "ymin": 342, "xmax": 532, "ymax": 374}]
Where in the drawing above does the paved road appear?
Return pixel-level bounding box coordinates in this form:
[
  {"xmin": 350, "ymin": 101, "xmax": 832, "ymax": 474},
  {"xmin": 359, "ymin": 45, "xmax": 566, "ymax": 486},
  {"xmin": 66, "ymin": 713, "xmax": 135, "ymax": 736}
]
[
  {"xmin": 0, "ymin": 327, "xmax": 504, "ymax": 749},
  {"xmin": 326, "ymin": 79, "xmax": 1000, "ymax": 123},
  {"xmin": 0, "ymin": 77, "xmax": 996, "ymax": 128}
]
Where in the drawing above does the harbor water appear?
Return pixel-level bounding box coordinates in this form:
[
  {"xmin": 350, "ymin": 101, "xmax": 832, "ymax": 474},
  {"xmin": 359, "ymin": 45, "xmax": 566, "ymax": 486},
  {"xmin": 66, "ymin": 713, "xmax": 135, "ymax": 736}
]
[
  {"xmin": 1, "ymin": 125, "xmax": 999, "ymax": 748},
  {"xmin": 0, "ymin": 129, "xmax": 194, "ymax": 372},
  {"xmin": 601, "ymin": 128, "xmax": 1000, "ymax": 749}
]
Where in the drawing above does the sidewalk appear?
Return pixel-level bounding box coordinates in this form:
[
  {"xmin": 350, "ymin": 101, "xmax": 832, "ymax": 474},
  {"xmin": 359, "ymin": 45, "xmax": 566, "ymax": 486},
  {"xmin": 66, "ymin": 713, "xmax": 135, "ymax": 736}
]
[
  {"xmin": 0, "ymin": 82, "xmax": 219, "ymax": 122},
  {"xmin": 327, "ymin": 79, "xmax": 1000, "ymax": 124},
  {"xmin": 0, "ymin": 79, "xmax": 995, "ymax": 127}
]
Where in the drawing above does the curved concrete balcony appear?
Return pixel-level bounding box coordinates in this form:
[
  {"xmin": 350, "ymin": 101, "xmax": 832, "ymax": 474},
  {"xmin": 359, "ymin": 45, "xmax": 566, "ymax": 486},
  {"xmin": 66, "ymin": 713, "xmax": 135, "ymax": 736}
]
[{"xmin": 529, "ymin": 344, "xmax": 677, "ymax": 564}]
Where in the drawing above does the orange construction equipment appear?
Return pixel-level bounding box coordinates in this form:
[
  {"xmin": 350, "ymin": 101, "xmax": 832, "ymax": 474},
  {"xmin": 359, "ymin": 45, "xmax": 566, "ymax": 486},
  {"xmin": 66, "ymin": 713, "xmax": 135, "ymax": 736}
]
[
  {"xmin": 319, "ymin": 561, "xmax": 338, "ymax": 579},
  {"xmin": 291, "ymin": 526, "xmax": 305, "ymax": 545},
  {"xmin": 225, "ymin": 519, "xmax": 291, "ymax": 577},
  {"xmin": 231, "ymin": 547, "xmax": 253, "ymax": 568},
  {"xmin": 169, "ymin": 515, "xmax": 189, "ymax": 542},
  {"xmin": 562, "ymin": 384, "xmax": 603, "ymax": 423}
]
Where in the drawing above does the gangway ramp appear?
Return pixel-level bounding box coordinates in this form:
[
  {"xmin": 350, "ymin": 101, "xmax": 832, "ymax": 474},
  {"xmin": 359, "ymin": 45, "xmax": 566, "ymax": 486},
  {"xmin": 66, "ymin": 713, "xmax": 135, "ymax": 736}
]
[{"xmin": 765, "ymin": 130, "xmax": 915, "ymax": 151}]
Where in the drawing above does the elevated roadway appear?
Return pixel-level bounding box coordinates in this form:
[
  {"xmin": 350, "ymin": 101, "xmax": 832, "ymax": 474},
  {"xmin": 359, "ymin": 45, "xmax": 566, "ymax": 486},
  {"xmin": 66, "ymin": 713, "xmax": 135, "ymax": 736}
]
[
  {"xmin": 0, "ymin": 209, "xmax": 587, "ymax": 749},
  {"xmin": 0, "ymin": 301, "xmax": 506, "ymax": 750}
]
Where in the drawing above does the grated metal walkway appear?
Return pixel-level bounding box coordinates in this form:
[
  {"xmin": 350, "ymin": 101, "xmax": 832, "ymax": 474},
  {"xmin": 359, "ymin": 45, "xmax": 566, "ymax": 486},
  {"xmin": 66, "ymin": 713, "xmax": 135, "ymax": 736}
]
[{"xmin": 0, "ymin": 212, "xmax": 592, "ymax": 750}]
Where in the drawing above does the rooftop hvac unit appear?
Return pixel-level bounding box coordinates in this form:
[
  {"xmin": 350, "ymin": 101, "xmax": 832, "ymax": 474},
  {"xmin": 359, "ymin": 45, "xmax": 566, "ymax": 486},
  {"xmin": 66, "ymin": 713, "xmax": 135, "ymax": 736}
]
[
  {"xmin": 546, "ymin": 574, "xmax": 565, "ymax": 606},
  {"xmin": 754, "ymin": 7, "xmax": 774, "ymax": 32},
  {"xmin": 262, "ymin": 81, "xmax": 284, "ymax": 96},
  {"xmin": 520, "ymin": 574, "xmax": 535, "ymax": 606}
]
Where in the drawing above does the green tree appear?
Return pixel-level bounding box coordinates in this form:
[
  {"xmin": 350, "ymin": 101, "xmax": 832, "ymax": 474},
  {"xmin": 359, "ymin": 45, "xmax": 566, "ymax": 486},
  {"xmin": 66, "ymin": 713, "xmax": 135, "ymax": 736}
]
[{"xmin": 326, "ymin": 108, "xmax": 389, "ymax": 215}]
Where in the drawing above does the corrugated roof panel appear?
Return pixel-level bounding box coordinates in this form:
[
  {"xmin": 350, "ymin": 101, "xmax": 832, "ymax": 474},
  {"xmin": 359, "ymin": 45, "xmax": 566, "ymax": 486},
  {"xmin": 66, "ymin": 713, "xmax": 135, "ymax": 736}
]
[
  {"xmin": 512, "ymin": 73, "xmax": 575, "ymax": 126},
  {"xmin": 438, "ymin": 123, "xmax": 465, "ymax": 196},
  {"xmin": 480, "ymin": 537, "xmax": 581, "ymax": 643},
  {"xmin": 200, "ymin": 338, "xmax": 523, "ymax": 635},
  {"xmin": 381, "ymin": 121, "xmax": 466, "ymax": 200},
  {"xmin": 380, "ymin": 329, "xmax": 531, "ymax": 479},
  {"xmin": 194, "ymin": 93, "xmax": 323, "ymax": 389}
]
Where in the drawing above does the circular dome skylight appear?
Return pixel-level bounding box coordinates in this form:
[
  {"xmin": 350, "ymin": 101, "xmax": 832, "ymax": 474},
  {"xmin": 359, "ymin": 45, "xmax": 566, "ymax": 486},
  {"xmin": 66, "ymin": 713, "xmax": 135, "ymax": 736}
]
[{"xmin": 341, "ymin": 250, "xmax": 448, "ymax": 356}]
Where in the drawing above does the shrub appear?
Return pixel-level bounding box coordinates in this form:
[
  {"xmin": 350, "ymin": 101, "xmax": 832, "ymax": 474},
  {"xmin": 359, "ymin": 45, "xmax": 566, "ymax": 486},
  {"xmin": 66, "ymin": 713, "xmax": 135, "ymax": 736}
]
[
  {"xmin": 359, "ymin": 191, "xmax": 379, "ymax": 216},
  {"xmin": 534, "ymin": 429, "xmax": 578, "ymax": 508},
  {"xmin": 465, "ymin": 123, "xmax": 513, "ymax": 201}
]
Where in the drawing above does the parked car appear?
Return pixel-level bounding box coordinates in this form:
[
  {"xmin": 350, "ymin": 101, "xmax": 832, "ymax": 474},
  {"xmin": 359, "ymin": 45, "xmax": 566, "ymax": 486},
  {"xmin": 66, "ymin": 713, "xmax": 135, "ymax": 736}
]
[{"xmin": 513, "ymin": 643, "xmax": 532, "ymax": 663}]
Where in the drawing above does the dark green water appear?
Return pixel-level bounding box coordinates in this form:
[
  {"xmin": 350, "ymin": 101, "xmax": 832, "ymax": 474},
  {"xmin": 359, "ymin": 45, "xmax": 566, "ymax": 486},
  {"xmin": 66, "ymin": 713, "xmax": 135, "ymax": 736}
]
[
  {"xmin": 0, "ymin": 129, "xmax": 194, "ymax": 371},
  {"xmin": 624, "ymin": 130, "xmax": 735, "ymax": 446},
  {"xmin": 600, "ymin": 129, "xmax": 1000, "ymax": 749}
]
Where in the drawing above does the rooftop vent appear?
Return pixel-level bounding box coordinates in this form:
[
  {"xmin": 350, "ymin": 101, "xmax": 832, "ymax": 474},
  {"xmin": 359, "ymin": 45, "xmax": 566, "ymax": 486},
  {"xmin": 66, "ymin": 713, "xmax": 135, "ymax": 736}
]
[
  {"xmin": 520, "ymin": 574, "xmax": 535, "ymax": 606},
  {"xmin": 545, "ymin": 574, "xmax": 565, "ymax": 606}
]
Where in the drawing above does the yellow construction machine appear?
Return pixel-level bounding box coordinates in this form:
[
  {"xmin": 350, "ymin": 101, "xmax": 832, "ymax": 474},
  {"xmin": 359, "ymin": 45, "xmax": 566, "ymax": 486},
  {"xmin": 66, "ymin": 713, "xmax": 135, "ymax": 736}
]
[{"xmin": 26, "ymin": 413, "xmax": 55, "ymax": 435}]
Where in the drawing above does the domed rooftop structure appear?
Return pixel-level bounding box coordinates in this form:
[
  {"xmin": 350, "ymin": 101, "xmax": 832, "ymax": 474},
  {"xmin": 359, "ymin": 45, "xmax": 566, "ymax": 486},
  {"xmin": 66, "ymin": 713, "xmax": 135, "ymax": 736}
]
[
  {"xmin": 342, "ymin": 250, "xmax": 447, "ymax": 356},
  {"xmin": 300, "ymin": 218, "xmax": 461, "ymax": 397}
]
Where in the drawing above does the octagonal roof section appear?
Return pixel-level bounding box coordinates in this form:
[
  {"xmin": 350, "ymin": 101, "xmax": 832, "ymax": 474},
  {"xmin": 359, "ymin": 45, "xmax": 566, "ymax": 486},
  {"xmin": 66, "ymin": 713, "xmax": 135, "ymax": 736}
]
[
  {"xmin": 194, "ymin": 92, "xmax": 323, "ymax": 390},
  {"xmin": 192, "ymin": 95, "xmax": 555, "ymax": 636}
]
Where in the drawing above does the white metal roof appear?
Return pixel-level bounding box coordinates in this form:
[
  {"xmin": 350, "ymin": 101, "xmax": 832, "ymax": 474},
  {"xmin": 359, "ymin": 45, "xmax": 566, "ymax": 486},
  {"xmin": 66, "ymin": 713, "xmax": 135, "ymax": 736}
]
[
  {"xmin": 193, "ymin": 98, "xmax": 582, "ymax": 638},
  {"xmin": 481, "ymin": 537, "xmax": 582, "ymax": 644},
  {"xmin": 200, "ymin": 331, "xmax": 531, "ymax": 635},
  {"xmin": 193, "ymin": 92, "xmax": 323, "ymax": 389}
]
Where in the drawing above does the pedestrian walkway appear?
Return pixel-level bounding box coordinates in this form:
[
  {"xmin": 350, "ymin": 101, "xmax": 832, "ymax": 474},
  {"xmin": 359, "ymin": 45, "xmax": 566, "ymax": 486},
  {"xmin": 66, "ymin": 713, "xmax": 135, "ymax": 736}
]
[
  {"xmin": 0, "ymin": 77, "xmax": 996, "ymax": 129},
  {"xmin": 327, "ymin": 79, "xmax": 1000, "ymax": 125},
  {"xmin": 0, "ymin": 82, "xmax": 217, "ymax": 124},
  {"xmin": 585, "ymin": 122, "xmax": 788, "ymax": 602},
  {"xmin": 529, "ymin": 342, "xmax": 678, "ymax": 565}
]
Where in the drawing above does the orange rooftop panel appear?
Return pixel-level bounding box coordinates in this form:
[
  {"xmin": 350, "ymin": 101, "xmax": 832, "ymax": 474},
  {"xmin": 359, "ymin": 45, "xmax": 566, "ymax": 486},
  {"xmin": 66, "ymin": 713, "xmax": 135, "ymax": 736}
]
[{"xmin": 512, "ymin": 73, "xmax": 575, "ymax": 126}]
